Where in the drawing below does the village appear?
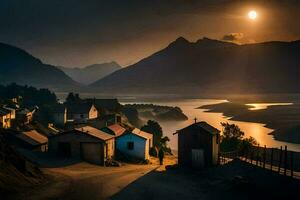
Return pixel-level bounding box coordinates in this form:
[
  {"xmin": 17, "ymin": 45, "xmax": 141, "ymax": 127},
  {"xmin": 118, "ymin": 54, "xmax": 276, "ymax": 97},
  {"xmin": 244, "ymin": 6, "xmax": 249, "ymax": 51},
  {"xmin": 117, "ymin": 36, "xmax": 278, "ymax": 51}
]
[{"xmin": 1, "ymin": 87, "xmax": 300, "ymax": 200}]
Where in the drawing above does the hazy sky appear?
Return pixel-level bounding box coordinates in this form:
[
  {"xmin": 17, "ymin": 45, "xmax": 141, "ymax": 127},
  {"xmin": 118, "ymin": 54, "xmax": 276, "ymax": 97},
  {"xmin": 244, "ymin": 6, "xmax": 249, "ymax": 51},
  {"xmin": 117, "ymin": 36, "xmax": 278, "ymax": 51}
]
[{"xmin": 1, "ymin": 0, "xmax": 300, "ymax": 67}]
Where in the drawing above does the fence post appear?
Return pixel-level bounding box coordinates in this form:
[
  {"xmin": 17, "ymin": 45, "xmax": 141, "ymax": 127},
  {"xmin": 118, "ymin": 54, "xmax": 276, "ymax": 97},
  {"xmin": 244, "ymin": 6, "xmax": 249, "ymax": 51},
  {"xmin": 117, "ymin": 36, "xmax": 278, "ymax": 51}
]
[
  {"xmin": 278, "ymin": 146, "xmax": 283, "ymax": 174},
  {"xmin": 270, "ymin": 148, "xmax": 274, "ymax": 171},
  {"xmin": 250, "ymin": 146, "xmax": 253, "ymax": 164},
  {"xmin": 284, "ymin": 146, "xmax": 288, "ymax": 176},
  {"xmin": 291, "ymin": 151, "xmax": 294, "ymax": 178},
  {"xmin": 263, "ymin": 145, "xmax": 266, "ymax": 169},
  {"xmin": 256, "ymin": 145, "xmax": 260, "ymax": 166}
]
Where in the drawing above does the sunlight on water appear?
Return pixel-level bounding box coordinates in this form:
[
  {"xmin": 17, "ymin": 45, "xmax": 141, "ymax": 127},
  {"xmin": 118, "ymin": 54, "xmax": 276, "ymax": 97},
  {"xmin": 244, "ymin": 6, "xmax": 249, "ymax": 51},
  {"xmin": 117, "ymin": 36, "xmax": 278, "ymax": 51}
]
[
  {"xmin": 246, "ymin": 103, "xmax": 293, "ymax": 110},
  {"xmin": 121, "ymin": 99, "xmax": 300, "ymax": 152}
]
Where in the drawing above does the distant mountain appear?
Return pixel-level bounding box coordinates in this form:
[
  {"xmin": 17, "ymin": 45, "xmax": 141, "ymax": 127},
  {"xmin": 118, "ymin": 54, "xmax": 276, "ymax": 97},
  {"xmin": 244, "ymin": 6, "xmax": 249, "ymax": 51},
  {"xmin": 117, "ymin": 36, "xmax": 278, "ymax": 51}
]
[
  {"xmin": 0, "ymin": 43, "xmax": 78, "ymax": 90},
  {"xmin": 90, "ymin": 37, "xmax": 300, "ymax": 94},
  {"xmin": 59, "ymin": 62, "xmax": 121, "ymax": 85}
]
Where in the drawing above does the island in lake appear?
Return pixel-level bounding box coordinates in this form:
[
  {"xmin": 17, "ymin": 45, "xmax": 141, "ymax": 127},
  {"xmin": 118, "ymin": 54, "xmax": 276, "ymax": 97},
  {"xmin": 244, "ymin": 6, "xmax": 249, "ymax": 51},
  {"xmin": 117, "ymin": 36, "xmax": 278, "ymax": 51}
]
[
  {"xmin": 123, "ymin": 104, "xmax": 188, "ymax": 122},
  {"xmin": 199, "ymin": 102, "xmax": 300, "ymax": 144}
]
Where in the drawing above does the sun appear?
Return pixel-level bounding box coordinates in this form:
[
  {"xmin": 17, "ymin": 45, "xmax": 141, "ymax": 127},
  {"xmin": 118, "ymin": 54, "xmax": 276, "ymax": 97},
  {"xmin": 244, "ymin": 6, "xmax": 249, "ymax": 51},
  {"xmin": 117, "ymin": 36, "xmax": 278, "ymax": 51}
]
[{"xmin": 248, "ymin": 10, "xmax": 257, "ymax": 20}]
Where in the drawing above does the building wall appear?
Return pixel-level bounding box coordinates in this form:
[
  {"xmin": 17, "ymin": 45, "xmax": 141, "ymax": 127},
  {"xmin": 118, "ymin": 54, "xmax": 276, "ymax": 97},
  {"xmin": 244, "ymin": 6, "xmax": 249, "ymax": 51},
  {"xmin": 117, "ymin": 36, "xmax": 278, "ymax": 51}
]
[
  {"xmin": 116, "ymin": 134, "xmax": 148, "ymax": 160},
  {"xmin": 89, "ymin": 105, "xmax": 98, "ymax": 119},
  {"xmin": 178, "ymin": 129, "xmax": 214, "ymax": 167},
  {"xmin": 53, "ymin": 112, "xmax": 66, "ymax": 127},
  {"xmin": 0, "ymin": 114, "xmax": 11, "ymax": 129},
  {"xmin": 49, "ymin": 133, "xmax": 104, "ymax": 159},
  {"xmin": 105, "ymin": 138, "xmax": 115, "ymax": 159}
]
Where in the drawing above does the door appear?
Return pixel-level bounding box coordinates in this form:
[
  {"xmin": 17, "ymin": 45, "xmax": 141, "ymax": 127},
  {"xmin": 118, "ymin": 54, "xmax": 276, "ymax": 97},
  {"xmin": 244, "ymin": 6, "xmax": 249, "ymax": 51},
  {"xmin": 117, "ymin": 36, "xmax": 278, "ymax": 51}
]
[
  {"xmin": 192, "ymin": 149, "xmax": 204, "ymax": 168},
  {"xmin": 80, "ymin": 143, "xmax": 103, "ymax": 165},
  {"xmin": 57, "ymin": 142, "xmax": 71, "ymax": 157}
]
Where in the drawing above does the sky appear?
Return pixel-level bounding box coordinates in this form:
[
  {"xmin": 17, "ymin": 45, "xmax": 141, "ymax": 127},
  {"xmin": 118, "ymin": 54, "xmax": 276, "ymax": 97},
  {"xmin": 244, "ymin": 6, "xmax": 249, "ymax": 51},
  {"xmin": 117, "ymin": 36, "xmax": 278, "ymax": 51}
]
[{"xmin": 1, "ymin": 0, "xmax": 300, "ymax": 68}]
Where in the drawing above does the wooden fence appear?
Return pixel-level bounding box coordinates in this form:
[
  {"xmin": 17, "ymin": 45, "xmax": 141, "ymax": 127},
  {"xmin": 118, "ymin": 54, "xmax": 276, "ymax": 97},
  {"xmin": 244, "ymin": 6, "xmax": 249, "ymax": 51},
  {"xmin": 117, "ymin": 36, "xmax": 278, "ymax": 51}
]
[{"xmin": 219, "ymin": 145, "xmax": 300, "ymax": 179}]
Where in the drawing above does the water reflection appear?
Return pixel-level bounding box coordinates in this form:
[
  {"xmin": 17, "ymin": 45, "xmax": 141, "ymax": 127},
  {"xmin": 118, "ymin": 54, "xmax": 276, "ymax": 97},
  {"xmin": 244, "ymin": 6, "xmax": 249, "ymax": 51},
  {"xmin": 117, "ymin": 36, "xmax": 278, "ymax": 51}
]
[
  {"xmin": 121, "ymin": 99, "xmax": 300, "ymax": 152},
  {"xmin": 246, "ymin": 103, "xmax": 293, "ymax": 110}
]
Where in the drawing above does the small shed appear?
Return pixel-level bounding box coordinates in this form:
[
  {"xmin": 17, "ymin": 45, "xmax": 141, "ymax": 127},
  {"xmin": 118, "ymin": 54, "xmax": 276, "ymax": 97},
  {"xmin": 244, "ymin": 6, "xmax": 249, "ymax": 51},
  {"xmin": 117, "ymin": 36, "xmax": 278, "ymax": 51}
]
[
  {"xmin": 116, "ymin": 128, "xmax": 153, "ymax": 160},
  {"xmin": 49, "ymin": 126, "xmax": 115, "ymax": 165},
  {"xmin": 15, "ymin": 130, "xmax": 48, "ymax": 152},
  {"xmin": 175, "ymin": 121, "xmax": 220, "ymax": 168}
]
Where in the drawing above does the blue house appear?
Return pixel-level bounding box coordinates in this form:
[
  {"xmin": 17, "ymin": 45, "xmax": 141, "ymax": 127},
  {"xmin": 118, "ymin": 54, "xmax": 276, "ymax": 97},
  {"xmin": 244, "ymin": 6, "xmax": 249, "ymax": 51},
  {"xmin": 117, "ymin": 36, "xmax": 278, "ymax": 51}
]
[{"xmin": 116, "ymin": 128, "xmax": 153, "ymax": 160}]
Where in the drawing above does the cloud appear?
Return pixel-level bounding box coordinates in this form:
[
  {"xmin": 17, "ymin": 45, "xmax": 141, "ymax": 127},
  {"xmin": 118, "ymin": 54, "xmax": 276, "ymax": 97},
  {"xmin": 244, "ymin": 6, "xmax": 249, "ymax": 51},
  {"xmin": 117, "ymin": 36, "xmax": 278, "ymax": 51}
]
[{"xmin": 222, "ymin": 33, "xmax": 244, "ymax": 41}]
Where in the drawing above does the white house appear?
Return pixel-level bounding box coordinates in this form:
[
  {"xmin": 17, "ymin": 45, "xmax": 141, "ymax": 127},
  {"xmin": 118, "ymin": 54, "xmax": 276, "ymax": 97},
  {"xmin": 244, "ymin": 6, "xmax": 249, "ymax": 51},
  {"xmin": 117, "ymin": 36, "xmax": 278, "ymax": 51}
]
[
  {"xmin": 116, "ymin": 128, "xmax": 153, "ymax": 160},
  {"xmin": 66, "ymin": 103, "xmax": 98, "ymax": 122}
]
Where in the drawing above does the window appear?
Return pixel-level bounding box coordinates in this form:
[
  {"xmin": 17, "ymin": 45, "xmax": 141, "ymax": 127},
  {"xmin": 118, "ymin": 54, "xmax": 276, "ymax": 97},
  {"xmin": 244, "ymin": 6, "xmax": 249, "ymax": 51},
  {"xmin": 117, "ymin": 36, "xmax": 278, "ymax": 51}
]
[{"xmin": 127, "ymin": 142, "xmax": 134, "ymax": 150}]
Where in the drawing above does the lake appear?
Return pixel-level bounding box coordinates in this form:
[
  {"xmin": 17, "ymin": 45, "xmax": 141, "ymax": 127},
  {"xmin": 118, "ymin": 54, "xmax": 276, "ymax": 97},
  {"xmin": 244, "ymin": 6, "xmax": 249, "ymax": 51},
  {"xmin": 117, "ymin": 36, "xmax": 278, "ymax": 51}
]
[
  {"xmin": 56, "ymin": 93, "xmax": 300, "ymax": 152},
  {"xmin": 120, "ymin": 99, "xmax": 300, "ymax": 152}
]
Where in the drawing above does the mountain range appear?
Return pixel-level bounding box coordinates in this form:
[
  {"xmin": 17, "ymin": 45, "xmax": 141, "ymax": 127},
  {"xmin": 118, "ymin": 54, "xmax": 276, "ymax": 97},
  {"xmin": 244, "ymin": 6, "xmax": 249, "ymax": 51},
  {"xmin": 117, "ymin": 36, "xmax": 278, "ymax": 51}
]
[
  {"xmin": 0, "ymin": 42, "xmax": 78, "ymax": 90},
  {"xmin": 90, "ymin": 37, "xmax": 300, "ymax": 94},
  {"xmin": 2, "ymin": 37, "xmax": 300, "ymax": 95},
  {"xmin": 59, "ymin": 62, "xmax": 121, "ymax": 85}
]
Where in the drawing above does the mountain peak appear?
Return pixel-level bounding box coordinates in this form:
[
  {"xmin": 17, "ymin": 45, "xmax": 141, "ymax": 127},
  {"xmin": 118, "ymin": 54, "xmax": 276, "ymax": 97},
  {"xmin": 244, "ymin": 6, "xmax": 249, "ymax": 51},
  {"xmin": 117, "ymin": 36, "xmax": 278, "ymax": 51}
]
[{"xmin": 167, "ymin": 37, "xmax": 190, "ymax": 49}]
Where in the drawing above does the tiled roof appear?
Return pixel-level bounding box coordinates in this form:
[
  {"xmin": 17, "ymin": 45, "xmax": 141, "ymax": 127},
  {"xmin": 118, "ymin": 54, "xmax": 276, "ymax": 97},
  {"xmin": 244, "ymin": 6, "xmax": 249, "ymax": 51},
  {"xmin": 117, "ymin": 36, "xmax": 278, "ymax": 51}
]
[{"xmin": 107, "ymin": 124, "xmax": 126, "ymax": 137}]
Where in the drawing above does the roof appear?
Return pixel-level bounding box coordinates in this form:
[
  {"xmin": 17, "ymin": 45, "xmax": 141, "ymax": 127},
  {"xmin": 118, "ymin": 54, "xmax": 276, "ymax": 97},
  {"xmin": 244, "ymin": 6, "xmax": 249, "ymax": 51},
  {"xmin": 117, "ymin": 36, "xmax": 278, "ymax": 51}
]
[
  {"xmin": 107, "ymin": 124, "xmax": 126, "ymax": 137},
  {"xmin": 66, "ymin": 103, "xmax": 95, "ymax": 114},
  {"xmin": 132, "ymin": 128, "xmax": 153, "ymax": 140},
  {"xmin": 0, "ymin": 107, "xmax": 11, "ymax": 116},
  {"xmin": 85, "ymin": 99, "xmax": 120, "ymax": 111},
  {"xmin": 16, "ymin": 130, "xmax": 48, "ymax": 146},
  {"xmin": 176, "ymin": 121, "xmax": 220, "ymax": 135},
  {"xmin": 75, "ymin": 126, "xmax": 114, "ymax": 141},
  {"xmin": 50, "ymin": 104, "xmax": 66, "ymax": 113}
]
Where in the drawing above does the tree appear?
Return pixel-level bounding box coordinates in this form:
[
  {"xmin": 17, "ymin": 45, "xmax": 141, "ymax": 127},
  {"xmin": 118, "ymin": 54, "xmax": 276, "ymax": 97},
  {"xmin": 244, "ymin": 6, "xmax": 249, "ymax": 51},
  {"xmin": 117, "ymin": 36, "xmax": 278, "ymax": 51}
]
[
  {"xmin": 141, "ymin": 120, "xmax": 163, "ymax": 147},
  {"xmin": 66, "ymin": 92, "xmax": 81, "ymax": 103},
  {"xmin": 221, "ymin": 122, "xmax": 244, "ymax": 139},
  {"xmin": 220, "ymin": 122, "xmax": 258, "ymax": 153},
  {"xmin": 220, "ymin": 122, "xmax": 244, "ymax": 152}
]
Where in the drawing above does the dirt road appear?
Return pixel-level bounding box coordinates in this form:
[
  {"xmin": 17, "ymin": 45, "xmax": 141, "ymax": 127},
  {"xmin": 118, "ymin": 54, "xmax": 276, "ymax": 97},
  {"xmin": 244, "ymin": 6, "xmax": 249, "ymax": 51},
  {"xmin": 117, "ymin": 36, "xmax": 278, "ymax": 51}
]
[{"xmin": 15, "ymin": 162, "xmax": 158, "ymax": 200}]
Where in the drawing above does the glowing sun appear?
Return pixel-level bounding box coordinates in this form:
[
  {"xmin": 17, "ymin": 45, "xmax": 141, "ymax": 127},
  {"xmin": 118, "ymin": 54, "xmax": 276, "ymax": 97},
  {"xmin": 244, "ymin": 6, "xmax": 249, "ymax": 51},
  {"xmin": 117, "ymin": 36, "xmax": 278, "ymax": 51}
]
[{"xmin": 248, "ymin": 10, "xmax": 257, "ymax": 20}]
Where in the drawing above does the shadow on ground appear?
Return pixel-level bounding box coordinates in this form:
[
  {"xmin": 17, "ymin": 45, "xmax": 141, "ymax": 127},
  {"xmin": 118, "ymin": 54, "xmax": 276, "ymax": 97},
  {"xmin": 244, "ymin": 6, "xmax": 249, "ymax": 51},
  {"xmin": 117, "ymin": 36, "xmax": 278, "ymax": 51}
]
[
  {"xmin": 17, "ymin": 148, "xmax": 81, "ymax": 168},
  {"xmin": 111, "ymin": 159, "xmax": 300, "ymax": 200}
]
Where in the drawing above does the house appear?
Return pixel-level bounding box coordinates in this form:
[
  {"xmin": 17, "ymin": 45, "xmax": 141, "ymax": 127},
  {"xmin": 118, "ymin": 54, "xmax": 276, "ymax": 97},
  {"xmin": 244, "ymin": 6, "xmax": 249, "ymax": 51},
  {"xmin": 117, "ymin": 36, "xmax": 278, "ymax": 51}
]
[
  {"xmin": 66, "ymin": 103, "xmax": 98, "ymax": 122},
  {"xmin": 49, "ymin": 126, "xmax": 115, "ymax": 165},
  {"xmin": 15, "ymin": 130, "xmax": 48, "ymax": 152},
  {"xmin": 16, "ymin": 107, "xmax": 37, "ymax": 125},
  {"xmin": 116, "ymin": 128, "xmax": 153, "ymax": 160},
  {"xmin": 101, "ymin": 124, "xmax": 126, "ymax": 137},
  {"xmin": 85, "ymin": 98, "xmax": 121, "ymax": 114},
  {"xmin": 50, "ymin": 104, "xmax": 67, "ymax": 127},
  {"xmin": 0, "ymin": 107, "xmax": 12, "ymax": 129},
  {"xmin": 175, "ymin": 121, "xmax": 220, "ymax": 168}
]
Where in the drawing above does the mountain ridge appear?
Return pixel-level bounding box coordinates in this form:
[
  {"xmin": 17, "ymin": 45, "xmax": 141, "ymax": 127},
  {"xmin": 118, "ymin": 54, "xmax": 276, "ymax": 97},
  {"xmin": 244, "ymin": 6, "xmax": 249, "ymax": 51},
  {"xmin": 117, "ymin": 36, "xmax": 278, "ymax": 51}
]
[
  {"xmin": 59, "ymin": 62, "xmax": 121, "ymax": 85},
  {"xmin": 90, "ymin": 36, "xmax": 300, "ymax": 94},
  {"xmin": 0, "ymin": 42, "xmax": 79, "ymax": 91}
]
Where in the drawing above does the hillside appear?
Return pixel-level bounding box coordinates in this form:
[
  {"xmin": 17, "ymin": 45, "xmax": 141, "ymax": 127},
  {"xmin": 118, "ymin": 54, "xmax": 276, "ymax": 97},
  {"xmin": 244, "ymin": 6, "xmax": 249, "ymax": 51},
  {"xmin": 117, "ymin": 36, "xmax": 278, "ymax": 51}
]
[
  {"xmin": 0, "ymin": 43, "xmax": 79, "ymax": 91},
  {"xmin": 59, "ymin": 62, "xmax": 121, "ymax": 85},
  {"xmin": 90, "ymin": 37, "xmax": 300, "ymax": 95},
  {"xmin": 0, "ymin": 131, "xmax": 46, "ymax": 197}
]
